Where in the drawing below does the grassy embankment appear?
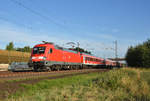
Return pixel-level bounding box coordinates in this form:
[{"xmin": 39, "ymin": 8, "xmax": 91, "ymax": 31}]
[
  {"xmin": 0, "ymin": 50, "xmax": 30, "ymax": 64},
  {"xmin": 7, "ymin": 68, "xmax": 150, "ymax": 101}
]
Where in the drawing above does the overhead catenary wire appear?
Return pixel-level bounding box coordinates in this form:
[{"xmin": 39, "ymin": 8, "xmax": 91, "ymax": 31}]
[
  {"xmin": 0, "ymin": 16, "xmax": 33, "ymax": 30},
  {"xmin": 9, "ymin": 0, "xmax": 69, "ymax": 30}
]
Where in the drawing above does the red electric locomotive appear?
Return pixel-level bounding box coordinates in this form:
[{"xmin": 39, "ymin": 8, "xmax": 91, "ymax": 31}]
[{"xmin": 29, "ymin": 42, "xmax": 82, "ymax": 71}]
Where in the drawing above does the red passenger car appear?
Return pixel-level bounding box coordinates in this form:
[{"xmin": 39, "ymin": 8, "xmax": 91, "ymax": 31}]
[
  {"xmin": 104, "ymin": 59, "xmax": 118, "ymax": 68},
  {"xmin": 81, "ymin": 53, "xmax": 104, "ymax": 68}
]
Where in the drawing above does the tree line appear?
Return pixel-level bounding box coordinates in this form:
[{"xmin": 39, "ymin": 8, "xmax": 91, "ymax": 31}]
[
  {"xmin": 6, "ymin": 42, "xmax": 32, "ymax": 53},
  {"xmin": 125, "ymin": 39, "xmax": 150, "ymax": 68}
]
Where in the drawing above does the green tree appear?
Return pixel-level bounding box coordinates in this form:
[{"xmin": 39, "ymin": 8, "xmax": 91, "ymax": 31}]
[
  {"xmin": 16, "ymin": 46, "xmax": 32, "ymax": 52},
  {"xmin": 126, "ymin": 39, "xmax": 150, "ymax": 68},
  {"xmin": 142, "ymin": 40, "xmax": 150, "ymax": 67},
  {"xmin": 6, "ymin": 42, "xmax": 15, "ymax": 51},
  {"xmin": 23, "ymin": 46, "xmax": 32, "ymax": 52},
  {"xmin": 16, "ymin": 47, "xmax": 24, "ymax": 52}
]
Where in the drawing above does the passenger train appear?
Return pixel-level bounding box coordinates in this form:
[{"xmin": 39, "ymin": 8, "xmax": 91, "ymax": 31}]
[{"xmin": 28, "ymin": 42, "xmax": 122, "ymax": 71}]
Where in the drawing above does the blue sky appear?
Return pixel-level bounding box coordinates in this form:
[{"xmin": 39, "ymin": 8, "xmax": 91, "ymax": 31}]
[{"xmin": 0, "ymin": 0, "xmax": 150, "ymax": 58}]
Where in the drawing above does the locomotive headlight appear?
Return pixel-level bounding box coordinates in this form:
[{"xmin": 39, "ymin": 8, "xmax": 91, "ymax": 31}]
[
  {"xmin": 38, "ymin": 56, "xmax": 44, "ymax": 59},
  {"xmin": 32, "ymin": 57, "xmax": 36, "ymax": 59},
  {"xmin": 38, "ymin": 56, "xmax": 47, "ymax": 60}
]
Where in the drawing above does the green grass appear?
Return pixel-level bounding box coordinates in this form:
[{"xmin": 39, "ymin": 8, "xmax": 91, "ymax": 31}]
[
  {"xmin": 141, "ymin": 71, "xmax": 150, "ymax": 85},
  {"xmin": 6, "ymin": 68, "xmax": 150, "ymax": 101},
  {"xmin": 8, "ymin": 73, "xmax": 98, "ymax": 99}
]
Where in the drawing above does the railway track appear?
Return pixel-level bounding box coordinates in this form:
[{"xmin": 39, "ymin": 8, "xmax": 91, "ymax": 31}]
[{"xmin": 0, "ymin": 69, "xmax": 109, "ymax": 80}]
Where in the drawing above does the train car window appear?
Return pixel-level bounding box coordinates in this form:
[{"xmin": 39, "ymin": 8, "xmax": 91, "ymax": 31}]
[
  {"xmin": 89, "ymin": 58, "xmax": 90, "ymax": 61},
  {"xmin": 90, "ymin": 58, "xmax": 92, "ymax": 61},
  {"xmin": 86, "ymin": 57, "xmax": 89, "ymax": 61},
  {"xmin": 96, "ymin": 59, "xmax": 98, "ymax": 62},
  {"xmin": 49, "ymin": 48, "xmax": 53, "ymax": 54},
  {"xmin": 96, "ymin": 59, "xmax": 99, "ymax": 62}
]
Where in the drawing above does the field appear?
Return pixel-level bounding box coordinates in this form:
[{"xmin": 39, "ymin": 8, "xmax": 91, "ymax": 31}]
[
  {"xmin": 2, "ymin": 68, "xmax": 150, "ymax": 101},
  {"xmin": 0, "ymin": 50, "xmax": 30, "ymax": 64}
]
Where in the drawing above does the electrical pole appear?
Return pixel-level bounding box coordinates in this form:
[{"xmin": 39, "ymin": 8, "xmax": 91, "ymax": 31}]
[
  {"xmin": 77, "ymin": 42, "xmax": 80, "ymax": 53},
  {"xmin": 114, "ymin": 40, "xmax": 118, "ymax": 61}
]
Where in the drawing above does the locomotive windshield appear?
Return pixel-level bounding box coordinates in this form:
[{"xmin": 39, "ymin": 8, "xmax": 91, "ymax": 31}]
[{"xmin": 33, "ymin": 47, "xmax": 46, "ymax": 54}]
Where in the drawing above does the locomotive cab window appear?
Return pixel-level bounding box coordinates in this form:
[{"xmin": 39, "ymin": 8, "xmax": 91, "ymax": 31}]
[
  {"xmin": 49, "ymin": 48, "xmax": 53, "ymax": 54},
  {"xmin": 33, "ymin": 47, "xmax": 46, "ymax": 54}
]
